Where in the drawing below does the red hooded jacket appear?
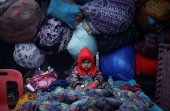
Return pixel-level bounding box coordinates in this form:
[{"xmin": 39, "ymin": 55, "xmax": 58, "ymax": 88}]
[
  {"xmin": 70, "ymin": 47, "xmax": 103, "ymax": 88},
  {"xmin": 75, "ymin": 47, "xmax": 97, "ymax": 74}
]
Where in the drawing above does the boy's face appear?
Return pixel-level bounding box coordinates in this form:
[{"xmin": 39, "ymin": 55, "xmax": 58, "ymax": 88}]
[{"xmin": 81, "ymin": 59, "xmax": 92, "ymax": 71}]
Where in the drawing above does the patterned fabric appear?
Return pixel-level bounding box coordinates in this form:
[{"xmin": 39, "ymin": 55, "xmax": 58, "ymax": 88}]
[
  {"xmin": 135, "ymin": 53, "xmax": 158, "ymax": 79},
  {"xmin": 107, "ymin": 77, "xmax": 143, "ymax": 95},
  {"xmin": 97, "ymin": 22, "xmax": 142, "ymax": 52},
  {"xmin": 13, "ymin": 42, "xmax": 46, "ymax": 69},
  {"xmin": 133, "ymin": 29, "xmax": 170, "ymax": 58},
  {"xmin": 81, "ymin": 0, "xmax": 136, "ymax": 35},
  {"xmin": 155, "ymin": 43, "xmax": 170, "ymax": 111},
  {"xmin": 145, "ymin": 0, "xmax": 170, "ymax": 21},
  {"xmin": 140, "ymin": 34, "xmax": 159, "ymax": 58},
  {"xmin": 118, "ymin": 84, "xmax": 142, "ymax": 95},
  {"xmin": 135, "ymin": 0, "xmax": 170, "ymax": 33},
  {"xmin": 26, "ymin": 73, "xmax": 58, "ymax": 90},
  {"xmin": 70, "ymin": 68, "xmax": 103, "ymax": 88},
  {"xmin": 16, "ymin": 87, "xmax": 154, "ymax": 111},
  {"xmin": 14, "ymin": 91, "xmax": 36, "ymax": 111},
  {"xmin": 33, "ymin": 18, "xmax": 73, "ymax": 55},
  {"xmin": 0, "ymin": 0, "xmax": 44, "ymax": 43},
  {"xmin": 111, "ymin": 80, "xmax": 130, "ymax": 88}
]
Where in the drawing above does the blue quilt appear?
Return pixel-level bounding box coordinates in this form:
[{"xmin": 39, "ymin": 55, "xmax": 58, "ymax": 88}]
[{"xmin": 16, "ymin": 77, "xmax": 163, "ymax": 111}]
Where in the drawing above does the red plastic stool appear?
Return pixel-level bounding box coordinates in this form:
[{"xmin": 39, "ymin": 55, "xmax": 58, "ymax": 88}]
[{"xmin": 0, "ymin": 69, "xmax": 23, "ymax": 111}]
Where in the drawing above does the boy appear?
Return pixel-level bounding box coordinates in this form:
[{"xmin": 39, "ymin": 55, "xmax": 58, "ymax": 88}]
[{"xmin": 70, "ymin": 47, "xmax": 104, "ymax": 89}]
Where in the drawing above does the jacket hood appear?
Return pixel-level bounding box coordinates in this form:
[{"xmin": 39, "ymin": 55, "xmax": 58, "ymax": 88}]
[{"xmin": 75, "ymin": 47, "xmax": 97, "ymax": 74}]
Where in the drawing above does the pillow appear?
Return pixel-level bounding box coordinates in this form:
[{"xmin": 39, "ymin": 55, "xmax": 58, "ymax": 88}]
[
  {"xmin": 97, "ymin": 22, "xmax": 141, "ymax": 52},
  {"xmin": 81, "ymin": 0, "xmax": 136, "ymax": 35},
  {"xmin": 33, "ymin": 18, "xmax": 73, "ymax": 55},
  {"xmin": 13, "ymin": 42, "xmax": 46, "ymax": 69},
  {"xmin": 134, "ymin": 29, "xmax": 170, "ymax": 58},
  {"xmin": 0, "ymin": 0, "xmax": 44, "ymax": 43},
  {"xmin": 46, "ymin": 0, "xmax": 82, "ymax": 29},
  {"xmin": 100, "ymin": 44, "xmax": 136, "ymax": 81},
  {"xmin": 135, "ymin": 53, "xmax": 158, "ymax": 79},
  {"xmin": 67, "ymin": 23, "xmax": 98, "ymax": 60}
]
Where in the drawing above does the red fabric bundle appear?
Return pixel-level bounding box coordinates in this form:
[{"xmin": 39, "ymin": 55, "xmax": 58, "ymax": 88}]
[{"xmin": 135, "ymin": 53, "xmax": 158, "ymax": 79}]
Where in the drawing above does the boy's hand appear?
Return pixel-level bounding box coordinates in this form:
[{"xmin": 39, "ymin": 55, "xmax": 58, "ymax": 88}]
[
  {"xmin": 75, "ymin": 85, "xmax": 81, "ymax": 89},
  {"xmin": 94, "ymin": 80, "xmax": 99, "ymax": 86}
]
